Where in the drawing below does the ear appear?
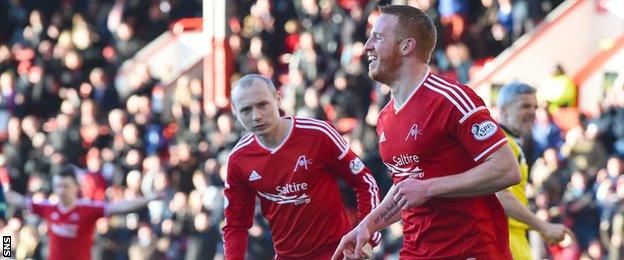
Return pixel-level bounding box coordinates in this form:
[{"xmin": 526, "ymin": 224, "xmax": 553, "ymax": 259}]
[
  {"xmin": 498, "ymin": 106, "xmax": 508, "ymax": 118},
  {"xmin": 276, "ymin": 90, "xmax": 283, "ymax": 104},
  {"xmin": 230, "ymin": 104, "xmax": 238, "ymax": 117},
  {"xmin": 400, "ymin": 38, "xmax": 417, "ymax": 56}
]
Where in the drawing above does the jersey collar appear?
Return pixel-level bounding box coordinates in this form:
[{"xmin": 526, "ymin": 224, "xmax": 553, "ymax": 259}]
[
  {"xmin": 501, "ymin": 124, "xmax": 520, "ymax": 139},
  {"xmin": 254, "ymin": 116, "xmax": 294, "ymax": 154},
  {"xmin": 393, "ymin": 67, "xmax": 430, "ymax": 114}
]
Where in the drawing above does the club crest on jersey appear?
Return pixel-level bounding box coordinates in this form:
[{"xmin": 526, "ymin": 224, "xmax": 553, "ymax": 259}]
[
  {"xmin": 349, "ymin": 158, "xmax": 365, "ymax": 174},
  {"xmin": 249, "ymin": 170, "xmax": 262, "ymax": 181},
  {"xmin": 471, "ymin": 120, "xmax": 497, "ymax": 141},
  {"xmin": 293, "ymin": 155, "xmax": 312, "ymax": 172},
  {"xmin": 404, "ymin": 123, "xmax": 423, "ymax": 141}
]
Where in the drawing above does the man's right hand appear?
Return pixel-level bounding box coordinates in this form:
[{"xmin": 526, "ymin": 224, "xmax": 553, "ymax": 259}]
[
  {"xmin": 539, "ymin": 222, "xmax": 572, "ymax": 244},
  {"xmin": 331, "ymin": 224, "xmax": 372, "ymax": 260}
]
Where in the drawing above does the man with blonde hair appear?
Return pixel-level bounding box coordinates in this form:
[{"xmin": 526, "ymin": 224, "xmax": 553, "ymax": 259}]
[{"xmin": 223, "ymin": 74, "xmax": 380, "ymax": 259}]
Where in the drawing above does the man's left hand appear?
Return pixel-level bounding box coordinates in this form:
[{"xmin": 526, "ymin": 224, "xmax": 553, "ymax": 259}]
[{"xmin": 393, "ymin": 178, "xmax": 431, "ymax": 209}]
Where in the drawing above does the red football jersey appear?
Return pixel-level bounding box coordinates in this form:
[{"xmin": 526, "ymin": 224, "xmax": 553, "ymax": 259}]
[
  {"xmin": 377, "ymin": 72, "xmax": 511, "ymax": 259},
  {"xmin": 28, "ymin": 199, "xmax": 107, "ymax": 260},
  {"xmin": 223, "ymin": 117, "xmax": 380, "ymax": 259}
]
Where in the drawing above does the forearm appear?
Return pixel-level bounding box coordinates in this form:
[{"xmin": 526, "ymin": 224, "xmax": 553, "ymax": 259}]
[
  {"xmin": 5, "ymin": 189, "xmax": 27, "ymax": 210},
  {"xmin": 106, "ymin": 195, "xmax": 155, "ymax": 215},
  {"xmin": 427, "ymin": 146, "xmax": 520, "ymax": 198},
  {"xmin": 361, "ymin": 185, "xmax": 402, "ymax": 233},
  {"xmin": 496, "ymin": 190, "xmax": 546, "ymax": 231}
]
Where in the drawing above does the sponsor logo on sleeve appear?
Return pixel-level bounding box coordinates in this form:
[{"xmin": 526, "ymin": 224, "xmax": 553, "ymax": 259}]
[
  {"xmin": 349, "ymin": 158, "xmax": 365, "ymax": 174},
  {"xmin": 471, "ymin": 120, "xmax": 497, "ymax": 141}
]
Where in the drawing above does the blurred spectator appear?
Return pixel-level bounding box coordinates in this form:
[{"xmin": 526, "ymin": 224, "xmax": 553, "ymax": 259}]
[
  {"xmin": 560, "ymin": 126, "xmax": 608, "ymax": 173},
  {"xmin": 538, "ymin": 64, "xmax": 577, "ymax": 112},
  {"xmin": 0, "ymin": 0, "xmax": 581, "ymax": 258},
  {"xmin": 562, "ymin": 171, "xmax": 599, "ymax": 250},
  {"xmin": 531, "ymin": 104, "xmax": 564, "ymax": 163}
]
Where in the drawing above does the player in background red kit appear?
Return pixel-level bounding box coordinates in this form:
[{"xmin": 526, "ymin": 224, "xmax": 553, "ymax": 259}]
[
  {"xmin": 4, "ymin": 167, "xmax": 164, "ymax": 260},
  {"xmin": 333, "ymin": 5, "xmax": 521, "ymax": 260},
  {"xmin": 222, "ymin": 74, "xmax": 381, "ymax": 260}
]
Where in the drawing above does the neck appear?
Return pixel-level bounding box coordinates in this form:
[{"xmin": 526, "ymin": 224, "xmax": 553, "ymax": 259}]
[
  {"xmin": 60, "ymin": 198, "xmax": 76, "ymax": 208},
  {"xmin": 390, "ymin": 64, "xmax": 429, "ymax": 108},
  {"xmin": 256, "ymin": 117, "xmax": 292, "ymax": 149},
  {"xmin": 500, "ymin": 123, "xmax": 520, "ymax": 138}
]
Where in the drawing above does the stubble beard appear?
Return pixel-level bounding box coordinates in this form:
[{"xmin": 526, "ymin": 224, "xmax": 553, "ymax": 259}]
[{"xmin": 369, "ymin": 45, "xmax": 402, "ymax": 85}]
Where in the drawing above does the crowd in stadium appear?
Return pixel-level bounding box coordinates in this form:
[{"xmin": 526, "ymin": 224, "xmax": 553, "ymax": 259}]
[{"xmin": 1, "ymin": 0, "xmax": 623, "ymax": 259}]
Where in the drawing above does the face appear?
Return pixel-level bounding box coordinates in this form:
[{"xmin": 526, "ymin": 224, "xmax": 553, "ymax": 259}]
[
  {"xmin": 53, "ymin": 176, "xmax": 79, "ymax": 202},
  {"xmin": 364, "ymin": 14, "xmax": 403, "ymax": 85},
  {"xmin": 231, "ymin": 82, "xmax": 281, "ymax": 137},
  {"xmin": 501, "ymin": 93, "xmax": 537, "ymax": 135}
]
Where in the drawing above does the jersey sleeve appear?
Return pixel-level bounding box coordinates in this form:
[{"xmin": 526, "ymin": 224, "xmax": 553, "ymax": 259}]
[
  {"xmin": 28, "ymin": 199, "xmax": 51, "ymax": 219},
  {"xmin": 84, "ymin": 201, "xmax": 106, "ymax": 222},
  {"xmin": 445, "ymin": 89, "xmax": 507, "ymax": 162},
  {"xmin": 222, "ymin": 158, "xmax": 255, "ymax": 260},
  {"xmin": 323, "ymin": 126, "xmax": 382, "ymax": 246}
]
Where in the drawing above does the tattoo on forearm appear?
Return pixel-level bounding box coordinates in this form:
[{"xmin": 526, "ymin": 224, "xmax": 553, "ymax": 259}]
[{"xmin": 374, "ymin": 201, "xmax": 401, "ymax": 225}]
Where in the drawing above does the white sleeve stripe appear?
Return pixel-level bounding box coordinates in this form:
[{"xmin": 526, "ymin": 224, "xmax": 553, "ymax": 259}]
[
  {"xmin": 362, "ymin": 174, "xmax": 377, "ymax": 212},
  {"xmin": 338, "ymin": 149, "xmax": 349, "ymax": 160},
  {"xmin": 227, "ymin": 137, "xmax": 254, "ymax": 159},
  {"xmin": 232, "ymin": 133, "xmax": 253, "ymax": 150},
  {"xmin": 296, "ymin": 118, "xmax": 348, "ymax": 147},
  {"xmin": 296, "ymin": 118, "xmax": 349, "ymax": 148},
  {"xmin": 231, "ymin": 133, "xmax": 253, "ymax": 151},
  {"xmin": 430, "ymin": 74, "xmax": 476, "ymax": 109},
  {"xmin": 474, "ymin": 138, "xmax": 507, "ymax": 161},
  {"xmin": 296, "ymin": 119, "xmax": 349, "ymax": 149},
  {"xmin": 459, "ymin": 106, "xmax": 487, "ymax": 124},
  {"xmin": 365, "ymin": 174, "xmax": 380, "ymax": 206},
  {"xmin": 295, "ymin": 124, "xmax": 347, "ymax": 154},
  {"xmin": 424, "ymin": 83, "xmax": 468, "ymax": 115},
  {"xmin": 380, "ymin": 98, "xmax": 393, "ymax": 114},
  {"xmin": 363, "ymin": 173, "xmax": 382, "ymax": 246},
  {"xmin": 427, "ymin": 78, "xmax": 474, "ymax": 112},
  {"xmin": 295, "ymin": 122, "xmax": 347, "ymax": 150}
]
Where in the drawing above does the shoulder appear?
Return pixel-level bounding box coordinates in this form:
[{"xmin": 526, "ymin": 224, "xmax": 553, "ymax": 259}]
[
  {"xmin": 76, "ymin": 200, "xmax": 107, "ymax": 210},
  {"xmin": 293, "ymin": 117, "xmax": 348, "ymax": 151},
  {"xmin": 378, "ymin": 99, "xmax": 394, "ymax": 116},
  {"xmin": 503, "ymin": 130, "xmax": 522, "ymax": 155},
  {"xmin": 30, "ymin": 199, "xmax": 55, "ymax": 209},
  {"xmin": 294, "ymin": 117, "xmax": 339, "ymax": 137},
  {"xmin": 422, "ymin": 73, "xmax": 487, "ymax": 123},
  {"xmin": 227, "ymin": 132, "xmax": 255, "ymax": 160}
]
